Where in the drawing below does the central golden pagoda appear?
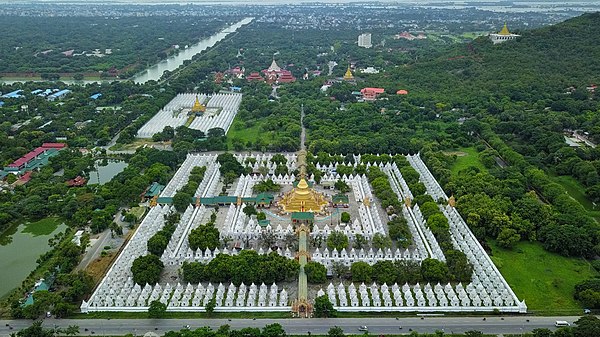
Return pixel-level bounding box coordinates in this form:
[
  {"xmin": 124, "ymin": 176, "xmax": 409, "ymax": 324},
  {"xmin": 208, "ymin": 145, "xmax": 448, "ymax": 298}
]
[
  {"xmin": 191, "ymin": 95, "xmax": 206, "ymax": 113},
  {"xmin": 278, "ymin": 150, "xmax": 328, "ymax": 213}
]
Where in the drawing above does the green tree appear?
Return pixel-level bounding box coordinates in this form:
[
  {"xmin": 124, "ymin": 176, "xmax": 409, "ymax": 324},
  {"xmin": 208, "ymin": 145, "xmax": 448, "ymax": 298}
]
[
  {"xmin": 573, "ymin": 315, "xmax": 600, "ymax": 337},
  {"xmin": 173, "ymin": 191, "xmax": 192, "ymax": 212},
  {"xmin": 351, "ymin": 261, "xmax": 373, "ymax": 283},
  {"xmin": 313, "ymin": 295, "xmax": 336, "ymax": 318},
  {"xmin": 421, "ymin": 258, "xmax": 449, "ymax": 283},
  {"xmin": 188, "ymin": 223, "xmax": 220, "ymax": 251},
  {"xmin": 148, "ymin": 300, "xmax": 167, "ymax": 318},
  {"xmin": 205, "ymin": 297, "xmax": 216, "ymax": 316},
  {"xmin": 243, "ymin": 204, "xmax": 257, "ymax": 217},
  {"xmin": 496, "ymin": 227, "xmax": 521, "ymax": 248},
  {"xmin": 327, "ymin": 326, "xmax": 345, "ymax": 337},
  {"xmin": 147, "ymin": 233, "xmax": 169, "ymax": 256},
  {"xmin": 131, "ymin": 254, "xmax": 164, "ymax": 285},
  {"xmin": 304, "ymin": 261, "xmax": 327, "ymax": 284},
  {"xmin": 353, "ymin": 234, "xmax": 367, "ymax": 249},
  {"xmin": 372, "ymin": 233, "xmax": 392, "ymax": 250},
  {"xmin": 262, "ymin": 323, "xmax": 286, "ymax": 337},
  {"xmin": 340, "ymin": 212, "xmax": 350, "ymax": 223},
  {"xmin": 15, "ymin": 321, "xmax": 54, "ymax": 337},
  {"xmin": 327, "ymin": 231, "xmax": 349, "ymax": 251}
]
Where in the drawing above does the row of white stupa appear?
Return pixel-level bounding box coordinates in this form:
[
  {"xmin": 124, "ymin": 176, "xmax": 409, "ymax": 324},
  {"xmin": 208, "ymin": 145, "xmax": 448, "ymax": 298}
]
[
  {"xmin": 320, "ymin": 280, "xmax": 519, "ymax": 309},
  {"xmin": 188, "ymin": 93, "xmax": 242, "ymax": 133},
  {"xmin": 83, "ymin": 282, "xmax": 288, "ymax": 311},
  {"xmin": 136, "ymin": 93, "xmax": 242, "ymax": 138}
]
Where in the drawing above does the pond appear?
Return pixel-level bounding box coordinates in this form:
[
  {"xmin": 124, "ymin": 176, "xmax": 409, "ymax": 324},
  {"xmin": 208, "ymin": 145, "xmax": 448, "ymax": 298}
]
[
  {"xmin": 87, "ymin": 160, "xmax": 128, "ymax": 185},
  {"xmin": 0, "ymin": 218, "xmax": 67, "ymax": 299}
]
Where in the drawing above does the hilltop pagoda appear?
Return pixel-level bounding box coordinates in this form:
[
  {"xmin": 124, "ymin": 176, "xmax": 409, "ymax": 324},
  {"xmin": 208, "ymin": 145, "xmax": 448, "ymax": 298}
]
[
  {"xmin": 343, "ymin": 65, "xmax": 355, "ymax": 81},
  {"xmin": 489, "ymin": 23, "xmax": 520, "ymax": 44},
  {"xmin": 191, "ymin": 96, "xmax": 206, "ymax": 113}
]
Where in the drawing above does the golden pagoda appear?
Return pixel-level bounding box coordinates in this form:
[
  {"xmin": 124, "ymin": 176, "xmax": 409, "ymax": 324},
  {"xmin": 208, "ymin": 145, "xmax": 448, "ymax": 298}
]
[
  {"xmin": 498, "ymin": 23, "xmax": 511, "ymax": 36},
  {"xmin": 279, "ymin": 177, "xmax": 328, "ymax": 213},
  {"xmin": 191, "ymin": 95, "xmax": 206, "ymax": 113},
  {"xmin": 343, "ymin": 66, "xmax": 354, "ymax": 81},
  {"xmin": 278, "ymin": 150, "xmax": 328, "ymax": 213}
]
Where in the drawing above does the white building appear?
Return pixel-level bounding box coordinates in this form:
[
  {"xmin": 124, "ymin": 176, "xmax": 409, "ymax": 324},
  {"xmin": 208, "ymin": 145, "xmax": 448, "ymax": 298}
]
[
  {"xmin": 489, "ymin": 23, "xmax": 520, "ymax": 44},
  {"xmin": 358, "ymin": 33, "xmax": 372, "ymax": 48}
]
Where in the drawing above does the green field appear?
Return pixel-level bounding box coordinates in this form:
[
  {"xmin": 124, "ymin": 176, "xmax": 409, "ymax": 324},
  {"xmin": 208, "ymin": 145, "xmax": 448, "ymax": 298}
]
[
  {"xmin": 489, "ymin": 240, "xmax": 596, "ymax": 314},
  {"xmin": 227, "ymin": 120, "xmax": 271, "ymax": 148},
  {"xmin": 448, "ymin": 147, "xmax": 487, "ymax": 175},
  {"xmin": 551, "ymin": 175, "xmax": 597, "ymax": 211}
]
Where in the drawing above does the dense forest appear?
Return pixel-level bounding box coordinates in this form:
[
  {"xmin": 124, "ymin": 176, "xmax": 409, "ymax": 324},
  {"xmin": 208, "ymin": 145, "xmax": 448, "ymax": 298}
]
[{"xmin": 0, "ymin": 16, "xmax": 239, "ymax": 77}]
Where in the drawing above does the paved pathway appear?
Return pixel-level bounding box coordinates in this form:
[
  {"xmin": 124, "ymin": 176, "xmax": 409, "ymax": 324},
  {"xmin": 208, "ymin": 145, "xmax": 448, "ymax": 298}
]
[{"xmin": 0, "ymin": 316, "xmax": 585, "ymax": 336}]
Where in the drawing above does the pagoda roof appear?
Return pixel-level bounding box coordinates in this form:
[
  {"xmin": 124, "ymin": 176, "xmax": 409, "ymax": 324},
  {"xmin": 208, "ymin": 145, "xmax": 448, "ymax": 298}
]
[
  {"xmin": 291, "ymin": 212, "xmax": 315, "ymax": 220},
  {"xmin": 268, "ymin": 59, "xmax": 281, "ymax": 72},
  {"xmin": 332, "ymin": 193, "xmax": 349, "ymax": 204},
  {"xmin": 255, "ymin": 193, "xmax": 274, "ymax": 203}
]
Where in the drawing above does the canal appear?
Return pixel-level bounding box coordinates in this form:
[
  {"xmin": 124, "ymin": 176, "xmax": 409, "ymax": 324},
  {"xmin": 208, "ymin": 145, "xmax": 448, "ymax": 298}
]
[{"xmin": 131, "ymin": 17, "xmax": 253, "ymax": 83}]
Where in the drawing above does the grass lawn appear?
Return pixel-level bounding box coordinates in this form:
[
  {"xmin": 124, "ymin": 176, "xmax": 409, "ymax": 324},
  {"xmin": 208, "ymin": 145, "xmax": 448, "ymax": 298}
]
[
  {"xmin": 550, "ymin": 175, "xmax": 597, "ymax": 212},
  {"xmin": 128, "ymin": 206, "xmax": 147, "ymax": 220},
  {"xmin": 488, "ymin": 240, "xmax": 596, "ymax": 314},
  {"xmin": 447, "ymin": 147, "xmax": 487, "ymax": 175},
  {"xmin": 227, "ymin": 120, "xmax": 269, "ymax": 147}
]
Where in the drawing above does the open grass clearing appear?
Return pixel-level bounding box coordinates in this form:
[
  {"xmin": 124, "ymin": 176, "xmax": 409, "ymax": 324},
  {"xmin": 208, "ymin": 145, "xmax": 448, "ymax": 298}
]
[
  {"xmin": 550, "ymin": 174, "xmax": 597, "ymax": 212},
  {"xmin": 446, "ymin": 147, "xmax": 487, "ymax": 175},
  {"xmin": 488, "ymin": 240, "xmax": 596, "ymax": 314},
  {"xmin": 128, "ymin": 207, "xmax": 147, "ymax": 220}
]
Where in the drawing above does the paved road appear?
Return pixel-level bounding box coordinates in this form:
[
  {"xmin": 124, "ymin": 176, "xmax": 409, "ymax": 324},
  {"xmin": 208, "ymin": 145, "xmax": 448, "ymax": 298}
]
[{"xmin": 0, "ymin": 316, "xmax": 581, "ymax": 336}]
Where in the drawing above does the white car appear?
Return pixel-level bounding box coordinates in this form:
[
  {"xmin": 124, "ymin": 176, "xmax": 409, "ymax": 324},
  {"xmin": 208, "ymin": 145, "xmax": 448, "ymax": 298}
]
[{"xmin": 358, "ymin": 326, "xmax": 368, "ymax": 332}]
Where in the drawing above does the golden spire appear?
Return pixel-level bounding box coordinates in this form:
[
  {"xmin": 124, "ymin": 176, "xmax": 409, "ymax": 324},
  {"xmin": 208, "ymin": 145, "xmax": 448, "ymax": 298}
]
[
  {"xmin": 499, "ymin": 23, "xmax": 511, "ymax": 36},
  {"xmin": 343, "ymin": 65, "xmax": 354, "ymax": 80},
  {"xmin": 192, "ymin": 95, "xmax": 206, "ymax": 113}
]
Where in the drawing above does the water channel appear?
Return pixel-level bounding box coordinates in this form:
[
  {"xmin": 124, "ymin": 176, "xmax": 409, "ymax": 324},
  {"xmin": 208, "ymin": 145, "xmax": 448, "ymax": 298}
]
[
  {"xmin": 131, "ymin": 17, "xmax": 253, "ymax": 83},
  {"xmin": 0, "ymin": 17, "xmax": 253, "ymax": 85},
  {"xmin": 0, "ymin": 219, "xmax": 67, "ymax": 298}
]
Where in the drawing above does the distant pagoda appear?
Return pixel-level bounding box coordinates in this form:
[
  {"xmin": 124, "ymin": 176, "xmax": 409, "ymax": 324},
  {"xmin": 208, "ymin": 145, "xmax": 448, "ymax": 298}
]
[
  {"xmin": 343, "ymin": 65, "xmax": 354, "ymax": 81},
  {"xmin": 489, "ymin": 23, "xmax": 520, "ymax": 44},
  {"xmin": 191, "ymin": 95, "xmax": 206, "ymax": 113}
]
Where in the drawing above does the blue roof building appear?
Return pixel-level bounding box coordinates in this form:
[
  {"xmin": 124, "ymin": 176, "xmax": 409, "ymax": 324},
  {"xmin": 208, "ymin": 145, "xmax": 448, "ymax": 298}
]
[
  {"xmin": 90, "ymin": 93, "xmax": 102, "ymax": 100},
  {"xmin": 0, "ymin": 101, "xmax": 4, "ymax": 107},
  {"xmin": 2, "ymin": 90, "xmax": 24, "ymax": 99},
  {"xmin": 47, "ymin": 89, "xmax": 71, "ymax": 101},
  {"xmin": 31, "ymin": 89, "xmax": 43, "ymax": 95}
]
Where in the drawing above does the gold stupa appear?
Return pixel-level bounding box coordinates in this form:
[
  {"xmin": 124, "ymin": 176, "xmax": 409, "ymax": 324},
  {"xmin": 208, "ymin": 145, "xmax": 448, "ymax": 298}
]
[
  {"xmin": 343, "ymin": 66, "xmax": 354, "ymax": 81},
  {"xmin": 498, "ymin": 23, "xmax": 511, "ymax": 36},
  {"xmin": 278, "ymin": 150, "xmax": 328, "ymax": 213},
  {"xmin": 191, "ymin": 96, "xmax": 206, "ymax": 113}
]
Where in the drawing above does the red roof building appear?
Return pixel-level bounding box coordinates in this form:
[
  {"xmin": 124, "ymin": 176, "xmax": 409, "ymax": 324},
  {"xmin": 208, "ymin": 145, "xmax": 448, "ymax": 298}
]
[
  {"xmin": 396, "ymin": 89, "xmax": 409, "ymax": 95},
  {"xmin": 277, "ymin": 70, "xmax": 296, "ymax": 83},
  {"xmin": 246, "ymin": 72, "xmax": 265, "ymax": 82},
  {"xmin": 6, "ymin": 143, "xmax": 67, "ymax": 170},
  {"xmin": 66, "ymin": 176, "xmax": 87, "ymax": 187},
  {"xmin": 360, "ymin": 87, "xmax": 385, "ymax": 101}
]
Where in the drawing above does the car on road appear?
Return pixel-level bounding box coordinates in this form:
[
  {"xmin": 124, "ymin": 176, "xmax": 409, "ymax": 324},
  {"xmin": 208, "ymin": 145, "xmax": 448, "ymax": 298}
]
[
  {"xmin": 555, "ymin": 321, "xmax": 570, "ymax": 327},
  {"xmin": 358, "ymin": 326, "xmax": 368, "ymax": 332}
]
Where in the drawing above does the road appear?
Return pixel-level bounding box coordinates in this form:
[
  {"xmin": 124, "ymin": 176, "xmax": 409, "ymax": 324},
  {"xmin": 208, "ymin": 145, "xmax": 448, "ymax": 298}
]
[{"xmin": 0, "ymin": 316, "xmax": 581, "ymax": 336}]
